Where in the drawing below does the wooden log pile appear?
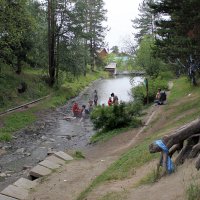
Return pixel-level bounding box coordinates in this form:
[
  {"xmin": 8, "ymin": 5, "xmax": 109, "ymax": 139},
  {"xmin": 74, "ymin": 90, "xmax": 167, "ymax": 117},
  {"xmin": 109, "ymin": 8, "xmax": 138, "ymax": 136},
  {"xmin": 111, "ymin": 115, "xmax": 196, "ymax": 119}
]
[{"xmin": 149, "ymin": 118, "xmax": 200, "ymax": 170}]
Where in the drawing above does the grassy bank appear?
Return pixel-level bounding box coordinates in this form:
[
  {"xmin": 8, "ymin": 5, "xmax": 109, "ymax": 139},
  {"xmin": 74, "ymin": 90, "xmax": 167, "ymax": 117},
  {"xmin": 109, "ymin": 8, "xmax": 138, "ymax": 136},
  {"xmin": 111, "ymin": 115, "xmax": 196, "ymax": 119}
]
[
  {"xmin": 0, "ymin": 68, "xmax": 108, "ymax": 141},
  {"xmin": 76, "ymin": 76, "xmax": 200, "ymax": 200}
]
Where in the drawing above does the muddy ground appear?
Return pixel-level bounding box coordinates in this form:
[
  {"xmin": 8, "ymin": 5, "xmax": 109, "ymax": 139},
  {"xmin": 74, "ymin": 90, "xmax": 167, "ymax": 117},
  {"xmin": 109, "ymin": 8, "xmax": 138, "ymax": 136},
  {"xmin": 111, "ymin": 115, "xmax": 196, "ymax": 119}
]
[{"xmin": 0, "ymin": 80, "xmax": 100, "ymax": 191}]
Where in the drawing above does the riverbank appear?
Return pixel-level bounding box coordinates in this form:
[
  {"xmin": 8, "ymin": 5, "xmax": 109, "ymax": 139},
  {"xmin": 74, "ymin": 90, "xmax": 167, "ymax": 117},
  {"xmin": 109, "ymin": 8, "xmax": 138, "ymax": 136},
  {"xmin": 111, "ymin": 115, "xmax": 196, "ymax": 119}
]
[
  {"xmin": 0, "ymin": 70, "xmax": 109, "ymax": 190},
  {"xmin": 27, "ymin": 76, "xmax": 200, "ymax": 200}
]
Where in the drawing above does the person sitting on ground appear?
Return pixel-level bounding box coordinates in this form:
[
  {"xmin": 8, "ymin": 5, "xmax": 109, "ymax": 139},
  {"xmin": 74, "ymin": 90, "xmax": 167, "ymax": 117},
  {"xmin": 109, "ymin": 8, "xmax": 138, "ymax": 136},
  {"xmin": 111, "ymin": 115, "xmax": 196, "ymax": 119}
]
[
  {"xmin": 72, "ymin": 102, "xmax": 82, "ymax": 117},
  {"xmin": 111, "ymin": 93, "xmax": 119, "ymax": 105},
  {"xmin": 108, "ymin": 97, "xmax": 113, "ymax": 106},
  {"xmin": 154, "ymin": 88, "xmax": 167, "ymax": 105}
]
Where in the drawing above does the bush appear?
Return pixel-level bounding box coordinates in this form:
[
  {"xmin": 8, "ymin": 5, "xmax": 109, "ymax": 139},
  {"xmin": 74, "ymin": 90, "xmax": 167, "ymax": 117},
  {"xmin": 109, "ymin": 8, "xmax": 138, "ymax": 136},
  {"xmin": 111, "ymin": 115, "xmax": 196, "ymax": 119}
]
[
  {"xmin": 132, "ymin": 76, "xmax": 169, "ymax": 104},
  {"xmin": 90, "ymin": 102, "xmax": 142, "ymax": 132}
]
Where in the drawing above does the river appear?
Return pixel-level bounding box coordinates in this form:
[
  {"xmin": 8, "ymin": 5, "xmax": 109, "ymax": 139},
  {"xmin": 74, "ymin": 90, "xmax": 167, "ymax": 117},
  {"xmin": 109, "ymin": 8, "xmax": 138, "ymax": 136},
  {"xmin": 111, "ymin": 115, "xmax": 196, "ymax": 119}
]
[{"xmin": 0, "ymin": 75, "xmax": 143, "ymax": 190}]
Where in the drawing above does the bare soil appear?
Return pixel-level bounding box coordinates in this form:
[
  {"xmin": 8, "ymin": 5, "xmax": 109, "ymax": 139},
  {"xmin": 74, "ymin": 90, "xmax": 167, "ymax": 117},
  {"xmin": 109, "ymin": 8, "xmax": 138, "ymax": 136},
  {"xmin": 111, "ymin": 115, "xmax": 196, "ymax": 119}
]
[{"xmin": 27, "ymin": 85, "xmax": 200, "ymax": 200}]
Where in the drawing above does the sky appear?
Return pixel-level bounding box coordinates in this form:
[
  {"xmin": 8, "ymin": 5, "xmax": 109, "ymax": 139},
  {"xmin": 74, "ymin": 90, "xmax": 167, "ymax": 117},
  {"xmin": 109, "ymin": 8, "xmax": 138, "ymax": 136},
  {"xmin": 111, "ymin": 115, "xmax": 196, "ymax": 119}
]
[{"xmin": 104, "ymin": 0, "xmax": 142, "ymax": 50}]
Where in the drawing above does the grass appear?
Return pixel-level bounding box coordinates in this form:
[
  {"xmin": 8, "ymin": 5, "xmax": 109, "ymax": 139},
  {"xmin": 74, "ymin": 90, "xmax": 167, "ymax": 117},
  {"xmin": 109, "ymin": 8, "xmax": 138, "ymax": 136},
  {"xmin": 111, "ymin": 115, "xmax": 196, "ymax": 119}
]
[
  {"xmin": 186, "ymin": 182, "xmax": 200, "ymax": 200},
  {"xmin": 73, "ymin": 151, "xmax": 85, "ymax": 159},
  {"xmin": 0, "ymin": 68, "xmax": 108, "ymax": 141},
  {"xmin": 0, "ymin": 111, "xmax": 36, "ymax": 141},
  {"xmin": 90, "ymin": 127, "xmax": 131, "ymax": 143},
  {"xmin": 76, "ymin": 136, "xmax": 159, "ymax": 200},
  {"xmin": 98, "ymin": 191, "xmax": 128, "ymax": 200},
  {"xmin": 76, "ymin": 76, "xmax": 200, "ymax": 200},
  {"xmin": 135, "ymin": 168, "xmax": 161, "ymax": 187}
]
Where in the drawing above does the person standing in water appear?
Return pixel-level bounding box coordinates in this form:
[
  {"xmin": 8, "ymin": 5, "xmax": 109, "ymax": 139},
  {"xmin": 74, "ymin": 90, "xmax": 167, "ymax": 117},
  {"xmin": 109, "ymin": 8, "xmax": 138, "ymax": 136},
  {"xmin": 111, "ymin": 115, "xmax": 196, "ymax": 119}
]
[{"xmin": 93, "ymin": 90, "xmax": 98, "ymax": 106}]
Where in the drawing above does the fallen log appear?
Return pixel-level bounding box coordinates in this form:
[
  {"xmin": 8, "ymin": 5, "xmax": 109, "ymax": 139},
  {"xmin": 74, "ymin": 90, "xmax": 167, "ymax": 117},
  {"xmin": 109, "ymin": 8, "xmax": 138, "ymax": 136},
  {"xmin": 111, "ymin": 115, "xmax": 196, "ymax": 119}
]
[
  {"xmin": 149, "ymin": 118, "xmax": 200, "ymax": 153},
  {"xmin": 149, "ymin": 118, "xmax": 200, "ymax": 170},
  {"xmin": 166, "ymin": 118, "xmax": 200, "ymax": 148}
]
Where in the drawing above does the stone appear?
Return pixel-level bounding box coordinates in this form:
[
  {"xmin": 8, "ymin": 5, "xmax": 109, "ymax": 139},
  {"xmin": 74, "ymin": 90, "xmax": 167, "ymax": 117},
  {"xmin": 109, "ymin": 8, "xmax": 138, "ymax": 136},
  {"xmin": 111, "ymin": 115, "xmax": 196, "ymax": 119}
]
[
  {"xmin": 29, "ymin": 165, "xmax": 51, "ymax": 178},
  {"xmin": 0, "ymin": 173, "xmax": 6, "ymax": 177},
  {"xmin": 13, "ymin": 178, "xmax": 37, "ymax": 190},
  {"xmin": 39, "ymin": 160, "xmax": 60, "ymax": 170},
  {"xmin": 1, "ymin": 185, "xmax": 28, "ymax": 200},
  {"xmin": 0, "ymin": 194, "xmax": 17, "ymax": 200},
  {"xmin": 16, "ymin": 148, "xmax": 25, "ymax": 154},
  {"xmin": 54, "ymin": 151, "xmax": 73, "ymax": 161},
  {"xmin": 45, "ymin": 155, "xmax": 66, "ymax": 165}
]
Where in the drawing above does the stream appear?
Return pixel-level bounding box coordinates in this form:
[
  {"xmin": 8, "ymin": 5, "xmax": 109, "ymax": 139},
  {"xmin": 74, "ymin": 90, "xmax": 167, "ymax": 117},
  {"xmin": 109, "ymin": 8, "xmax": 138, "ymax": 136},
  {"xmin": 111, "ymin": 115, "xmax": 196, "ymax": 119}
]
[{"xmin": 0, "ymin": 75, "xmax": 143, "ymax": 190}]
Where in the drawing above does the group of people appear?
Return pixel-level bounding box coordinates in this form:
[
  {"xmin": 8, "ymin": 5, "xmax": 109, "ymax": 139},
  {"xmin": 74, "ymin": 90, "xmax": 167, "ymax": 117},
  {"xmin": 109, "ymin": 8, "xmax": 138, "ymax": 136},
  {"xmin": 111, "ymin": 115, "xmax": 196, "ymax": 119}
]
[
  {"xmin": 107, "ymin": 93, "xmax": 119, "ymax": 106},
  {"xmin": 71, "ymin": 90, "xmax": 119, "ymax": 118},
  {"xmin": 71, "ymin": 90, "xmax": 98, "ymax": 118}
]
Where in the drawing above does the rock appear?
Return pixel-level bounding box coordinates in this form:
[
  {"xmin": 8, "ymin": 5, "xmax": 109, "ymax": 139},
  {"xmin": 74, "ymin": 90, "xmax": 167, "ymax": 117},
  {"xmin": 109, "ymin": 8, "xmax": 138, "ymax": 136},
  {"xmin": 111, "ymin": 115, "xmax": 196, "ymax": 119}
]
[
  {"xmin": 54, "ymin": 151, "xmax": 73, "ymax": 161},
  {"xmin": 23, "ymin": 165, "xmax": 32, "ymax": 170},
  {"xmin": 1, "ymin": 184, "xmax": 28, "ymax": 200},
  {"xmin": 16, "ymin": 148, "xmax": 25, "ymax": 154},
  {"xmin": 0, "ymin": 173, "xmax": 6, "ymax": 177},
  {"xmin": 0, "ymin": 194, "xmax": 18, "ymax": 200},
  {"xmin": 41, "ymin": 136, "xmax": 47, "ymax": 140},
  {"xmin": 2, "ymin": 146, "xmax": 12, "ymax": 150},
  {"xmin": 49, "ymin": 138, "xmax": 55, "ymax": 142},
  {"xmin": 66, "ymin": 135, "xmax": 71, "ymax": 140},
  {"xmin": 29, "ymin": 165, "xmax": 51, "ymax": 178},
  {"xmin": 13, "ymin": 178, "xmax": 38, "ymax": 190}
]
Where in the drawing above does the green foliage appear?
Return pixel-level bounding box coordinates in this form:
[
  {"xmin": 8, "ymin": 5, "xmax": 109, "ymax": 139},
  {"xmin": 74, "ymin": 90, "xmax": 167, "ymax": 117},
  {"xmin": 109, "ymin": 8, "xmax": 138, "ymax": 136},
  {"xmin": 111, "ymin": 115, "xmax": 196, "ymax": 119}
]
[
  {"xmin": 73, "ymin": 151, "xmax": 85, "ymax": 159},
  {"xmin": 90, "ymin": 102, "xmax": 142, "ymax": 132},
  {"xmin": 0, "ymin": 111, "xmax": 36, "ymax": 141},
  {"xmin": 186, "ymin": 182, "xmax": 200, "ymax": 200},
  {"xmin": 132, "ymin": 76, "xmax": 169, "ymax": 104},
  {"xmin": 0, "ymin": 133, "xmax": 12, "ymax": 142},
  {"xmin": 134, "ymin": 35, "xmax": 164, "ymax": 77}
]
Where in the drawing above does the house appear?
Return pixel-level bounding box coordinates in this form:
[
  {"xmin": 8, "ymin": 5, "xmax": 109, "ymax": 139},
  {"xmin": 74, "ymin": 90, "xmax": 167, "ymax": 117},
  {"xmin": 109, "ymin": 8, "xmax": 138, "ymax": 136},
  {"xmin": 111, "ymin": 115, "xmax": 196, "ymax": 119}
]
[
  {"xmin": 105, "ymin": 62, "xmax": 117, "ymax": 75},
  {"xmin": 96, "ymin": 48, "xmax": 108, "ymax": 60}
]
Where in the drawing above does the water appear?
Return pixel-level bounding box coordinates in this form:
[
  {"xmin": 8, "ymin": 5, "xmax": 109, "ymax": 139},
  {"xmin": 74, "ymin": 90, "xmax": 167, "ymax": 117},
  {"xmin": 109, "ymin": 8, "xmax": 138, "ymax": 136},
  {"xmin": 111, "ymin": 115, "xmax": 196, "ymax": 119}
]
[{"xmin": 92, "ymin": 76, "xmax": 143, "ymax": 105}]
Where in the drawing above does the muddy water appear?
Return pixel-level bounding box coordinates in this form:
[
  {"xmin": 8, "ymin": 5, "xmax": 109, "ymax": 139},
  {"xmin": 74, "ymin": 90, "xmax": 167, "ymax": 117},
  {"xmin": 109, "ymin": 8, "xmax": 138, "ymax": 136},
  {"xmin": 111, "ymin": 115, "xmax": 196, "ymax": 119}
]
[{"xmin": 0, "ymin": 76, "xmax": 143, "ymax": 190}]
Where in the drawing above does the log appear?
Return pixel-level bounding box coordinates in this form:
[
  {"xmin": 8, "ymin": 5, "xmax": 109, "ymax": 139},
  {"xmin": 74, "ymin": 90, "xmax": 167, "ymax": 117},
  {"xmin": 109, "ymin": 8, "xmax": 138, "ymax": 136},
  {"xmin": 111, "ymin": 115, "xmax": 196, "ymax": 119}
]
[
  {"xmin": 175, "ymin": 138, "xmax": 197, "ymax": 165},
  {"xmin": 149, "ymin": 118, "xmax": 200, "ymax": 153},
  {"xmin": 169, "ymin": 142, "xmax": 184, "ymax": 158},
  {"xmin": 189, "ymin": 142, "xmax": 200, "ymax": 158},
  {"xmin": 195, "ymin": 154, "xmax": 200, "ymax": 170}
]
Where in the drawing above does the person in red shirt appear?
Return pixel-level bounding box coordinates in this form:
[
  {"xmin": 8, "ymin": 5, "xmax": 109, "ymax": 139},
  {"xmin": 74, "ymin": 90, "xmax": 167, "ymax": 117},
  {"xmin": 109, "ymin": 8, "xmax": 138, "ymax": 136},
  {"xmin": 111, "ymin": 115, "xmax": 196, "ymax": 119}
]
[
  {"xmin": 108, "ymin": 97, "xmax": 113, "ymax": 106},
  {"xmin": 72, "ymin": 102, "xmax": 82, "ymax": 117}
]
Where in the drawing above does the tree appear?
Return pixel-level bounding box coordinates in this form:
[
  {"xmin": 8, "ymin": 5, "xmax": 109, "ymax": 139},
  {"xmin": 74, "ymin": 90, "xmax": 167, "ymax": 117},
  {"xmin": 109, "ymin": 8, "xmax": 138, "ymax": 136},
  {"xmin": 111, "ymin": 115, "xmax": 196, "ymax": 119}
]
[
  {"xmin": 150, "ymin": 0, "xmax": 200, "ymax": 63},
  {"xmin": 110, "ymin": 46, "xmax": 119, "ymax": 54},
  {"xmin": 86, "ymin": 0, "xmax": 107, "ymax": 71},
  {"xmin": 0, "ymin": 0, "xmax": 35, "ymax": 74},
  {"xmin": 132, "ymin": 0, "xmax": 157, "ymax": 43},
  {"xmin": 134, "ymin": 35, "xmax": 163, "ymax": 77}
]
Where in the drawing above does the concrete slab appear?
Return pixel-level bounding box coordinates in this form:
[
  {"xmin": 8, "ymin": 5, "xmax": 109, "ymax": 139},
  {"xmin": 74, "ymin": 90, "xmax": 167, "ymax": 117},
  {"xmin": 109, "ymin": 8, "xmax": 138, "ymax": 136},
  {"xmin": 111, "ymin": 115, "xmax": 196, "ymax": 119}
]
[
  {"xmin": 29, "ymin": 165, "xmax": 51, "ymax": 178},
  {"xmin": 39, "ymin": 160, "xmax": 60, "ymax": 170},
  {"xmin": 45, "ymin": 155, "xmax": 66, "ymax": 165},
  {"xmin": 0, "ymin": 194, "xmax": 18, "ymax": 200},
  {"xmin": 13, "ymin": 178, "xmax": 38, "ymax": 190},
  {"xmin": 54, "ymin": 151, "xmax": 73, "ymax": 161},
  {"xmin": 1, "ymin": 185, "xmax": 28, "ymax": 200}
]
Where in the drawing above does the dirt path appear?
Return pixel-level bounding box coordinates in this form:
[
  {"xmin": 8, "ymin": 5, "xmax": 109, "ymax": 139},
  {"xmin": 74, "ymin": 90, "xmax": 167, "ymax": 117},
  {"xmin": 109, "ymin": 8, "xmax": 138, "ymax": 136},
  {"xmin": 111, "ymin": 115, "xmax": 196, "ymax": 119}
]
[{"xmin": 27, "ymin": 104, "xmax": 162, "ymax": 200}]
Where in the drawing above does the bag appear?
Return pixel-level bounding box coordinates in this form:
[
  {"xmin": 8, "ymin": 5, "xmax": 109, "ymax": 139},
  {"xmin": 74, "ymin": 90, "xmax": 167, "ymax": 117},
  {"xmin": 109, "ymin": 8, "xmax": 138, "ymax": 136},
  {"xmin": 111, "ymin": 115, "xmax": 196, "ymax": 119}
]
[{"xmin": 160, "ymin": 91, "xmax": 166, "ymax": 101}]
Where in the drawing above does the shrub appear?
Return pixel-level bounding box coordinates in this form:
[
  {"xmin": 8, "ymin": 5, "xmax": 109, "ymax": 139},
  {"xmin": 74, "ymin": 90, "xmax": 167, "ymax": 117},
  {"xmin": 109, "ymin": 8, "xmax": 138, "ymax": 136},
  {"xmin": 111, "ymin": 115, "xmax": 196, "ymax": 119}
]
[
  {"xmin": 132, "ymin": 76, "xmax": 169, "ymax": 104},
  {"xmin": 90, "ymin": 102, "xmax": 142, "ymax": 132}
]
